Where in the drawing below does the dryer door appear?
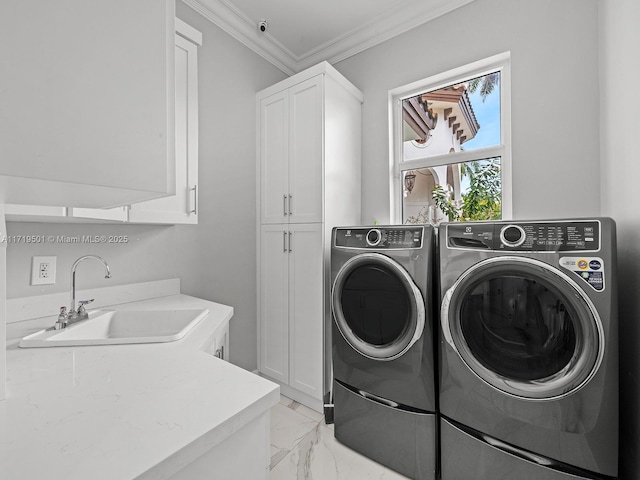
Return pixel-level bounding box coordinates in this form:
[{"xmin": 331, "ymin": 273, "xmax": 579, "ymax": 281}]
[
  {"xmin": 442, "ymin": 256, "xmax": 604, "ymax": 400},
  {"xmin": 332, "ymin": 252, "xmax": 425, "ymax": 361}
]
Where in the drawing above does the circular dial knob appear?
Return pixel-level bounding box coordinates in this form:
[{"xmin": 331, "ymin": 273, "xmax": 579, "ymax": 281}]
[
  {"xmin": 366, "ymin": 229, "xmax": 382, "ymax": 247},
  {"xmin": 500, "ymin": 225, "xmax": 526, "ymax": 247}
]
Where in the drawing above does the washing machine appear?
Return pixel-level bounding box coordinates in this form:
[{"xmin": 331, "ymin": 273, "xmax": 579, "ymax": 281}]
[
  {"xmin": 438, "ymin": 218, "xmax": 618, "ymax": 480},
  {"xmin": 331, "ymin": 225, "xmax": 438, "ymax": 480}
]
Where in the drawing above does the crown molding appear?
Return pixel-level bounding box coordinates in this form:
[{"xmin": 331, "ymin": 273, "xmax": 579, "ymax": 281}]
[
  {"xmin": 182, "ymin": 0, "xmax": 475, "ymax": 75},
  {"xmin": 296, "ymin": 0, "xmax": 475, "ymax": 71},
  {"xmin": 182, "ymin": 0, "xmax": 298, "ymax": 75}
]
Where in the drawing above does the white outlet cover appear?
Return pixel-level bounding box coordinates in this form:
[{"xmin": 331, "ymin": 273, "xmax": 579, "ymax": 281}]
[{"xmin": 31, "ymin": 255, "xmax": 57, "ymax": 286}]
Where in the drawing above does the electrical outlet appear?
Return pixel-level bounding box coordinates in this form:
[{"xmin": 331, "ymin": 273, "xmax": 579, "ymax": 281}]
[{"xmin": 31, "ymin": 256, "xmax": 57, "ymax": 286}]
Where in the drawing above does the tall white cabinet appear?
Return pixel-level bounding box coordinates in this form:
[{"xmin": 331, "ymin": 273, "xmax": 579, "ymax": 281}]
[{"xmin": 256, "ymin": 62, "xmax": 362, "ymax": 411}]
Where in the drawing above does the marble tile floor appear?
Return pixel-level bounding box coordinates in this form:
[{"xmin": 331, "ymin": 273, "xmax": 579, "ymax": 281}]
[{"xmin": 270, "ymin": 395, "xmax": 410, "ymax": 479}]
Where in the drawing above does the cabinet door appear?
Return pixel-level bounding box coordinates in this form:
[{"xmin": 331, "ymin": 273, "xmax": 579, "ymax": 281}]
[
  {"xmin": 212, "ymin": 321, "xmax": 229, "ymax": 361},
  {"xmin": 288, "ymin": 223, "xmax": 324, "ymax": 399},
  {"xmin": 259, "ymin": 225, "xmax": 290, "ymax": 383},
  {"xmin": 0, "ymin": 0, "xmax": 176, "ymax": 207},
  {"xmin": 288, "ymin": 77, "xmax": 323, "ymax": 224},
  {"xmin": 203, "ymin": 320, "xmax": 229, "ymax": 361},
  {"xmin": 260, "ymin": 91, "xmax": 290, "ymax": 224},
  {"xmin": 128, "ymin": 33, "xmax": 199, "ymax": 224},
  {"xmin": 5, "ymin": 25, "xmax": 200, "ymax": 225}
]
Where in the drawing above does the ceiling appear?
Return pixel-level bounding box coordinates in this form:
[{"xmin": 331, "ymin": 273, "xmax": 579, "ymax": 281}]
[{"xmin": 182, "ymin": 0, "xmax": 475, "ymax": 75}]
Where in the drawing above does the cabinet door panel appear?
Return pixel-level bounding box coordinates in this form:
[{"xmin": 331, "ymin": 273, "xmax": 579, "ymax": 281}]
[
  {"xmin": 128, "ymin": 34, "xmax": 198, "ymax": 224},
  {"xmin": 259, "ymin": 225, "xmax": 290, "ymax": 383},
  {"xmin": 288, "ymin": 224, "xmax": 323, "ymax": 398},
  {"xmin": 0, "ymin": 0, "xmax": 175, "ymax": 203},
  {"xmin": 260, "ymin": 92, "xmax": 289, "ymax": 224},
  {"xmin": 289, "ymin": 77, "xmax": 323, "ymax": 224}
]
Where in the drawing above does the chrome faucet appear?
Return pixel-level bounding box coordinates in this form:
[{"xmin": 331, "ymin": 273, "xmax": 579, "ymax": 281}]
[{"xmin": 60, "ymin": 255, "xmax": 111, "ymax": 327}]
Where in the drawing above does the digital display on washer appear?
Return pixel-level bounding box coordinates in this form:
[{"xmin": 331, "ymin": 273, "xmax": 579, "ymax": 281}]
[
  {"xmin": 335, "ymin": 227, "xmax": 423, "ymax": 248},
  {"xmin": 446, "ymin": 220, "xmax": 600, "ymax": 252},
  {"xmin": 499, "ymin": 221, "xmax": 601, "ymax": 252}
]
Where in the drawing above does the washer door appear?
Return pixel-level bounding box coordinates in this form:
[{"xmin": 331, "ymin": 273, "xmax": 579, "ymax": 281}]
[
  {"xmin": 442, "ymin": 256, "xmax": 604, "ymax": 400},
  {"xmin": 332, "ymin": 253, "xmax": 425, "ymax": 361}
]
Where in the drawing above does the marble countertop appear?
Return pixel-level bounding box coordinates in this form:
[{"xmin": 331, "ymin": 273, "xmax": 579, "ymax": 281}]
[{"xmin": 1, "ymin": 294, "xmax": 279, "ymax": 480}]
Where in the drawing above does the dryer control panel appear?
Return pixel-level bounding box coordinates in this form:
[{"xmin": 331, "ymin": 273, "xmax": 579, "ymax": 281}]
[
  {"xmin": 335, "ymin": 227, "xmax": 423, "ymax": 249},
  {"xmin": 447, "ymin": 220, "xmax": 601, "ymax": 252}
]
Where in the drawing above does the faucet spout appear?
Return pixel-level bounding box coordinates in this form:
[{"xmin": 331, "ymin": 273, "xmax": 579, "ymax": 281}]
[{"xmin": 70, "ymin": 255, "xmax": 111, "ymax": 319}]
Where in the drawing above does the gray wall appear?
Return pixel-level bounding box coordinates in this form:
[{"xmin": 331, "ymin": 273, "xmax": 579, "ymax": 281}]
[
  {"xmin": 335, "ymin": 0, "xmax": 601, "ymax": 224},
  {"xmin": 600, "ymin": 0, "xmax": 640, "ymax": 478},
  {"xmin": 5, "ymin": 2, "xmax": 287, "ymax": 371}
]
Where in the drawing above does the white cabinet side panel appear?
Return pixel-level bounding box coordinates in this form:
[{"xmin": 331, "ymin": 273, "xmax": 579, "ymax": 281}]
[{"xmin": 324, "ymin": 75, "xmax": 363, "ymax": 229}]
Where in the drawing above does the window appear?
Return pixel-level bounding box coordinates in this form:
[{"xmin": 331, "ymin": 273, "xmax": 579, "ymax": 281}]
[{"xmin": 389, "ymin": 53, "xmax": 511, "ymax": 224}]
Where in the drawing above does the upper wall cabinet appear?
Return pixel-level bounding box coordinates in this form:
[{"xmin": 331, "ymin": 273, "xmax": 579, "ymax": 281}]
[
  {"xmin": 128, "ymin": 22, "xmax": 200, "ymax": 225},
  {"xmin": 4, "ymin": 19, "xmax": 201, "ymax": 226},
  {"xmin": 0, "ymin": 0, "xmax": 176, "ymax": 208}
]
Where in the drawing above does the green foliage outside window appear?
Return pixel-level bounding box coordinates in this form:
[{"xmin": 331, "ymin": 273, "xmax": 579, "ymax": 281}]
[{"xmin": 433, "ymin": 159, "xmax": 502, "ymax": 222}]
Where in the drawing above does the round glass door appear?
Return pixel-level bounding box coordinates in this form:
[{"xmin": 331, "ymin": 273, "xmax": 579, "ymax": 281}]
[
  {"xmin": 332, "ymin": 253, "xmax": 424, "ymax": 360},
  {"xmin": 442, "ymin": 256, "xmax": 603, "ymax": 399}
]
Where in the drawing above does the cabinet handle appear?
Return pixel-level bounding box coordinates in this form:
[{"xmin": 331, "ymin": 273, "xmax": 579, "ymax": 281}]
[
  {"xmin": 189, "ymin": 185, "xmax": 198, "ymax": 214},
  {"xmin": 288, "ymin": 231, "xmax": 292, "ymax": 253},
  {"xmin": 283, "ymin": 194, "xmax": 288, "ymax": 216},
  {"xmin": 283, "ymin": 231, "xmax": 287, "ymax": 252},
  {"xmin": 288, "ymin": 194, "xmax": 293, "ymax": 215},
  {"xmin": 215, "ymin": 346, "xmax": 224, "ymax": 360}
]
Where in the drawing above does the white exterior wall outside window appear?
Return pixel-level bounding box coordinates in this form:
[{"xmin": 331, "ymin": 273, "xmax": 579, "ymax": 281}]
[{"xmin": 389, "ymin": 52, "xmax": 512, "ymax": 224}]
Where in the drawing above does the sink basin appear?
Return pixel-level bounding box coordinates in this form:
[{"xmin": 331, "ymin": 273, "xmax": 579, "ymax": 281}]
[{"xmin": 19, "ymin": 308, "xmax": 209, "ymax": 348}]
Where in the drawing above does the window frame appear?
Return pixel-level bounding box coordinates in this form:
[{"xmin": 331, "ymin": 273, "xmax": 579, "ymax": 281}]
[{"xmin": 388, "ymin": 52, "xmax": 512, "ymax": 224}]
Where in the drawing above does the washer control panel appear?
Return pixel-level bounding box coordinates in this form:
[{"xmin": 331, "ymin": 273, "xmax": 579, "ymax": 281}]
[
  {"xmin": 335, "ymin": 226, "xmax": 424, "ymax": 249},
  {"xmin": 447, "ymin": 220, "xmax": 601, "ymax": 252}
]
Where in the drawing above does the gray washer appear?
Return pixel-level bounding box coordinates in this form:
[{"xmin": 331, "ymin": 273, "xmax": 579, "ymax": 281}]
[
  {"xmin": 439, "ymin": 218, "xmax": 618, "ymax": 479},
  {"xmin": 331, "ymin": 225, "xmax": 438, "ymax": 480}
]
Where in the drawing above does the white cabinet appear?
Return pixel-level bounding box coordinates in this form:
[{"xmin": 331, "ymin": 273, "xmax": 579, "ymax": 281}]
[
  {"xmin": 259, "ymin": 77, "xmax": 323, "ymax": 224},
  {"xmin": 259, "ymin": 224, "xmax": 323, "ymax": 398},
  {"xmin": 129, "ymin": 25, "xmax": 200, "ymax": 225},
  {"xmin": 202, "ymin": 317, "xmax": 230, "ymax": 362},
  {"xmin": 0, "ymin": 0, "xmax": 176, "ymax": 208},
  {"xmin": 4, "ymin": 20, "xmax": 201, "ymax": 226},
  {"xmin": 256, "ymin": 62, "xmax": 362, "ymax": 411}
]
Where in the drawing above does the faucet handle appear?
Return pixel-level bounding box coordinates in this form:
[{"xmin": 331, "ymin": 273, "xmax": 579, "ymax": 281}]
[
  {"xmin": 77, "ymin": 299, "xmax": 94, "ymax": 313},
  {"xmin": 54, "ymin": 306, "xmax": 68, "ymax": 330}
]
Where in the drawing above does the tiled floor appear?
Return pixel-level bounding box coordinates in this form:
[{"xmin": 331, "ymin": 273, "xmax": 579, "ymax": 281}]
[{"xmin": 269, "ymin": 395, "xmax": 410, "ymax": 479}]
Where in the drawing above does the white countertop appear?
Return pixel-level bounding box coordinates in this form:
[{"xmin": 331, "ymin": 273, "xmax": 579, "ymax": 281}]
[{"xmin": 1, "ymin": 294, "xmax": 279, "ymax": 480}]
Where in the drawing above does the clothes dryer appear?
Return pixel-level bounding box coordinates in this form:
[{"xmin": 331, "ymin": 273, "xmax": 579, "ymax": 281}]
[
  {"xmin": 331, "ymin": 225, "xmax": 437, "ymax": 480},
  {"xmin": 438, "ymin": 218, "xmax": 618, "ymax": 480}
]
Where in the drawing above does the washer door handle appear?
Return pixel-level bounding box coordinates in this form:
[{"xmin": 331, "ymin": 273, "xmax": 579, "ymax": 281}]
[{"xmin": 440, "ymin": 287, "xmax": 457, "ymax": 351}]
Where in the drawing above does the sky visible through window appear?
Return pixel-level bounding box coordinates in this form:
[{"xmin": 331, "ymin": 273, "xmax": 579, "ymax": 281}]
[
  {"xmin": 463, "ymin": 79, "xmax": 500, "ymax": 150},
  {"xmin": 457, "ymin": 77, "xmax": 501, "ymax": 193}
]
